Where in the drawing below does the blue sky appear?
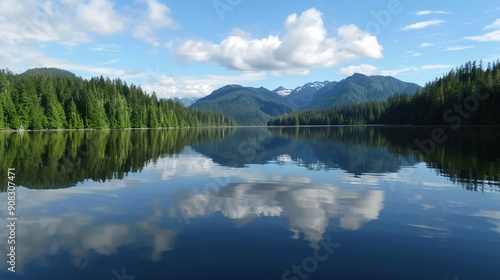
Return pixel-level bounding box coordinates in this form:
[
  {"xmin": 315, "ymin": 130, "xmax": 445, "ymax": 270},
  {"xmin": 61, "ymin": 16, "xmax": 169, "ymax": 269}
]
[{"xmin": 0, "ymin": 0, "xmax": 499, "ymax": 98}]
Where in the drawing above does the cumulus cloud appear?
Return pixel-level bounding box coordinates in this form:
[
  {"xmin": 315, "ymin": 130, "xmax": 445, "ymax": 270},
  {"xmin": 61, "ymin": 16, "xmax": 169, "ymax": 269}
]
[
  {"xmin": 0, "ymin": 0, "xmax": 178, "ymax": 49},
  {"xmin": 400, "ymin": 20, "xmax": 446, "ymax": 30},
  {"xmin": 174, "ymin": 8, "xmax": 383, "ymax": 73},
  {"xmin": 465, "ymin": 19, "xmax": 500, "ymax": 41},
  {"xmin": 337, "ymin": 64, "xmax": 378, "ymax": 76},
  {"xmin": 75, "ymin": 0, "xmax": 125, "ymax": 35},
  {"xmin": 0, "ymin": 0, "xmax": 91, "ymax": 47},
  {"xmin": 133, "ymin": 0, "xmax": 178, "ymax": 46}
]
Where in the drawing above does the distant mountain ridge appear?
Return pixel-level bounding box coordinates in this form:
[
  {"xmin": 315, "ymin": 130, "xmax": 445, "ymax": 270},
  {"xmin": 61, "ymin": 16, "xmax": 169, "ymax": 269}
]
[
  {"xmin": 191, "ymin": 85, "xmax": 294, "ymax": 125},
  {"xmin": 305, "ymin": 73, "xmax": 421, "ymax": 110},
  {"xmin": 190, "ymin": 74, "xmax": 421, "ymax": 125},
  {"xmin": 21, "ymin": 67, "xmax": 77, "ymax": 79}
]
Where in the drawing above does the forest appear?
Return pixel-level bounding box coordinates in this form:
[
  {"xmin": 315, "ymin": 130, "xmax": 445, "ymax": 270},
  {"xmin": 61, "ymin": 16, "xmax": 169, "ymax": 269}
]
[
  {"xmin": 268, "ymin": 60, "xmax": 500, "ymax": 126},
  {"xmin": 0, "ymin": 68, "xmax": 235, "ymax": 130}
]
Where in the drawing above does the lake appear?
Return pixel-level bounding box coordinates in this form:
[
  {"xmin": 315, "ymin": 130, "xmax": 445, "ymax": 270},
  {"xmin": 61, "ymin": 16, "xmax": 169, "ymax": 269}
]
[{"xmin": 0, "ymin": 126, "xmax": 499, "ymax": 280}]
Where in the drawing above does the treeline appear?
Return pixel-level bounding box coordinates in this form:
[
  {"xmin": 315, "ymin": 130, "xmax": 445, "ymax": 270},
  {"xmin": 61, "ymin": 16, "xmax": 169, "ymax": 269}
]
[
  {"xmin": 0, "ymin": 68, "xmax": 236, "ymax": 130},
  {"xmin": 268, "ymin": 60, "xmax": 500, "ymax": 126}
]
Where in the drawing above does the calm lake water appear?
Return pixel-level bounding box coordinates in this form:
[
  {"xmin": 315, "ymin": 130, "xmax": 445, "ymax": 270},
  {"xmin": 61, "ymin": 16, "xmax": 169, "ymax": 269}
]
[{"xmin": 0, "ymin": 126, "xmax": 499, "ymax": 280}]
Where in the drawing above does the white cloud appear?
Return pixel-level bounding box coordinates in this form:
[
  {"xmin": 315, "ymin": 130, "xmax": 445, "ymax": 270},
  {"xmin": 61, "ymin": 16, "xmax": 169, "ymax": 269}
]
[
  {"xmin": 463, "ymin": 18, "xmax": 484, "ymax": 25},
  {"xmin": 445, "ymin": 45, "xmax": 474, "ymax": 51},
  {"xmin": 400, "ymin": 20, "xmax": 446, "ymax": 30},
  {"xmin": 3, "ymin": 46, "xmax": 142, "ymax": 79},
  {"xmin": 174, "ymin": 8, "xmax": 383, "ymax": 73},
  {"xmin": 415, "ymin": 10, "xmax": 449, "ymax": 16},
  {"xmin": 88, "ymin": 43, "xmax": 123, "ymax": 55},
  {"xmin": 101, "ymin": 59, "xmax": 121, "ymax": 65},
  {"xmin": 465, "ymin": 19, "xmax": 500, "ymax": 42},
  {"xmin": 419, "ymin": 42, "xmax": 434, "ymax": 47},
  {"xmin": 380, "ymin": 64, "xmax": 454, "ymax": 77},
  {"xmin": 75, "ymin": 0, "xmax": 125, "ymax": 35},
  {"xmin": 380, "ymin": 67, "xmax": 415, "ymax": 76},
  {"xmin": 413, "ymin": 52, "xmax": 422, "ymax": 57},
  {"xmin": 337, "ymin": 64, "xmax": 378, "ymax": 76},
  {"xmin": 141, "ymin": 72, "xmax": 267, "ymax": 98},
  {"xmin": 484, "ymin": 18, "xmax": 500, "ymax": 29},
  {"xmin": 0, "ymin": 0, "xmax": 91, "ymax": 47},
  {"xmin": 133, "ymin": 0, "xmax": 178, "ymax": 46},
  {"xmin": 465, "ymin": 30, "xmax": 500, "ymax": 42},
  {"xmin": 484, "ymin": 7, "xmax": 500, "ymax": 13},
  {"xmin": 0, "ymin": 0, "xmax": 36, "ymax": 20},
  {"xmin": 0, "ymin": 0, "xmax": 178, "ymax": 50}
]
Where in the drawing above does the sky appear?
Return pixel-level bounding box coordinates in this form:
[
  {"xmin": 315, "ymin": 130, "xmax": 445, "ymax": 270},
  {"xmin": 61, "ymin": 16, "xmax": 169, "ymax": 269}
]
[{"xmin": 0, "ymin": 0, "xmax": 499, "ymax": 98}]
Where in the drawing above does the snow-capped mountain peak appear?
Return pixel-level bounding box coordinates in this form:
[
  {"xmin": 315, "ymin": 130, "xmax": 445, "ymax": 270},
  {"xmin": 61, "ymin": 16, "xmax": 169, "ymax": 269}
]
[
  {"xmin": 291, "ymin": 81, "xmax": 329, "ymax": 94},
  {"xmin": 272, "ymin": 86, "xmax": 293, "ymax": 97}
]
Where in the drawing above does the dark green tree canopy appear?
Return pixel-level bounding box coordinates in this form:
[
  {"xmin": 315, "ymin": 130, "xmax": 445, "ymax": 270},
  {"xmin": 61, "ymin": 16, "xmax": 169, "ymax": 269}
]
[{"xmin": 0, "ymin": 68, "xmax": 236, "ymax": 130}]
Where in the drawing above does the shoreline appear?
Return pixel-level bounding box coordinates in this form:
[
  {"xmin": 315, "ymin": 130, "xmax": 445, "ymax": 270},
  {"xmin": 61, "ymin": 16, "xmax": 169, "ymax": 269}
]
[{"xmin": 2, "ymin": 123, "xmax": 500, "ymax": 133}]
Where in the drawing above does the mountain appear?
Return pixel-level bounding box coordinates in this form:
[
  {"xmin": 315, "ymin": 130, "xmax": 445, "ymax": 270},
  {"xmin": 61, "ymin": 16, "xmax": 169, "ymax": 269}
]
[
  {"xmin": 305, "ymin": 73, "xmax": 421, "ymax": 110},
  {"xmin": 190, "ymin": 85, "xmax": 294, "ymax": 126},
  {"xmin": 173, "ymin": 97, "xmax": 199, "ymax": 107},
  {"xmin": 191, "ymin": 74, "xmax": 420, "ymax": 125},
  {"xmin": 273, "ymin": 86, "xmax": 293, "ymax": 97},
  {"xmin": 21, "ymin": 67, "xmax": 76, "ymax": 79},
  {"xmin": 285, "ymin": 81, "xmax": 330, "ymax": 109}
]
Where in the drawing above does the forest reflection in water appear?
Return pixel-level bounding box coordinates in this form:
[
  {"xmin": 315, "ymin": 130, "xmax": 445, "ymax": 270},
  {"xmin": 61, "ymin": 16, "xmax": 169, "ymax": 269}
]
[{"xmin": 1, "ymin": 126, "xmax": 498, "ymax": 192}]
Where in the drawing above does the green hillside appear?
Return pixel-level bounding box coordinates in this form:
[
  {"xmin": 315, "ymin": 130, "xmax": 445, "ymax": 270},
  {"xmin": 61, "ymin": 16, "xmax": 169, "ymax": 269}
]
[
  {"xmin": 191, "ymin": 85, "xmax": 294, "ymax": 125},
  {"xmin": 305, "ymin": 73, "xmax": 421, "ymax": 110}
]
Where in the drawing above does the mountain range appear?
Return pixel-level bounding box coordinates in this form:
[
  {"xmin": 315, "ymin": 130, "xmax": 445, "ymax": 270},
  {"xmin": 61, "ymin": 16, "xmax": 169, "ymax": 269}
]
[{"xmin": 190, "ymin": 73, "xmax": 421, "ymax": 125}]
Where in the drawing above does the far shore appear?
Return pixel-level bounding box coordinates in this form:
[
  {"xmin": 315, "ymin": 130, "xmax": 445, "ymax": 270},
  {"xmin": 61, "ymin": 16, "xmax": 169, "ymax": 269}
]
[{"xmin": 2, "ymin": 123, "xmax": 500, "ymax": 133}]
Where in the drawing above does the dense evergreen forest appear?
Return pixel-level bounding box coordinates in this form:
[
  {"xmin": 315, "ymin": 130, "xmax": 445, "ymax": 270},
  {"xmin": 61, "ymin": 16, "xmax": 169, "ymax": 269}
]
[
  {"xmin": 268, "ymin": 60, "xmax": 500, "ymax": 126},
  {"xmin": 0, "ymin": 68, "xmax": 235, "ymax": 130}
]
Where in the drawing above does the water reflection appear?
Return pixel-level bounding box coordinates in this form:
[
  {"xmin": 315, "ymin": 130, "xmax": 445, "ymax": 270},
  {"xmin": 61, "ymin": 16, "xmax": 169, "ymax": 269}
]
[
  {"xmin": 174, "ymin": 182, "xmax": 385, "ymax": 246},
  {"xmin": 0, "ymin": 195, "xmax": 177, "ymax": 274},
  {"xmin": 0, "ymin": 124, "xmax": 499, "ymax": 279},
  {"xmin": 0, "ymin": 128, "xmax": 234, "ymax": 190},
  {"xmin": 0, "ymin": 126, "xmax": 498, "ymax": 191}
]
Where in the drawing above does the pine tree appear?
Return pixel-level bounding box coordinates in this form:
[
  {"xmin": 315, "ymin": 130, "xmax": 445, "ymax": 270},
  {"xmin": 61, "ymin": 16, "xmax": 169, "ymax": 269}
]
[{"xmin": 66, "ymin": 100, "xmax": 84, "ymax": 129}]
